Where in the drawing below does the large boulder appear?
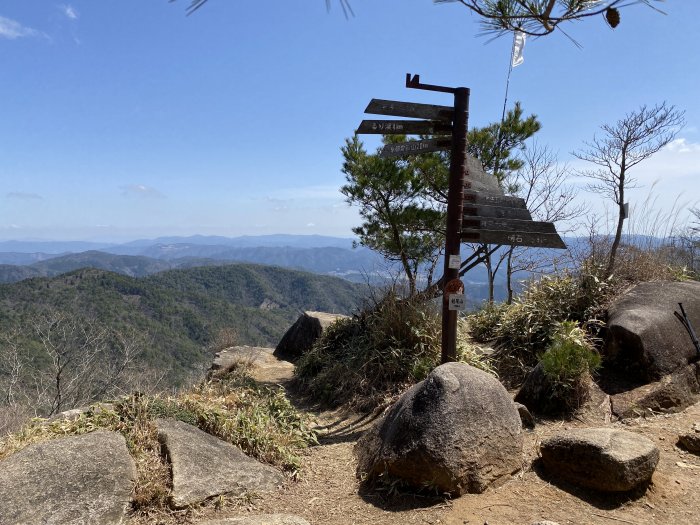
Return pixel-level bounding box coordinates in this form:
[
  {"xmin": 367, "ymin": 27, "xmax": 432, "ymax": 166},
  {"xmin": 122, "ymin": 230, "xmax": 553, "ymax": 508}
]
[
  {"xmin": 156, "ymin": 418, "xmax": 284, "ymax": 508},
  {"xmin": 274, "ymin": 311, "xmax": 346, "ymax": 361},
  {"xmin": 605, "ymin": 281, "xmax": 700, "ymax": 381},
  {"xmin": 539, "ymin": 428, "xmax": 659, "ymax": 492},
  {"xmin": 0, "ymin": 430, "xmax": 135, "ymax": 525},
  {"xmin": 355, "ymin": 362, "xmax": 523, "ymax": 495}
]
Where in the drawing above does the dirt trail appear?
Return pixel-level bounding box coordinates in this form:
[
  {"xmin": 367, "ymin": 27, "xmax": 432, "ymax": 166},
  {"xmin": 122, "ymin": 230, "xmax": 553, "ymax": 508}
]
[{"xmin": 188, "ymin": 347, "xmax": 700, "ymax": 525}]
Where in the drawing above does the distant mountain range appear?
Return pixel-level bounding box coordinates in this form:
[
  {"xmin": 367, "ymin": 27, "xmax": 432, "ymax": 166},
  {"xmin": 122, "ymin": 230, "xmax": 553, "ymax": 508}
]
[
  {"xmin": 0, "ymin": 233, "xmax": 598, "ymax": 303},
  {"xmin": 0, "ymin": 234, "xmax": 355, "ymax": 254},
  {"xmin": 0, "ymin": 235, "xmax": 385, "ymax": 284}
]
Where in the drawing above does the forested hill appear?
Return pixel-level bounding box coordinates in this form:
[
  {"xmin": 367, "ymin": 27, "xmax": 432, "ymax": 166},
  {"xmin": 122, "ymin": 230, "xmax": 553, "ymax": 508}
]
[{"xmin": 0, "ymin": 264, "xmax": 365, "ymax": 385}]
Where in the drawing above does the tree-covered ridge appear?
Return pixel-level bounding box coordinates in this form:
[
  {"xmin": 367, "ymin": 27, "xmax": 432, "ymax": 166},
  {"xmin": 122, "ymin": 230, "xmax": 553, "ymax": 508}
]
[{"xmin": 0, "ymin": 264, "xmax": 365, "ymax": 388}]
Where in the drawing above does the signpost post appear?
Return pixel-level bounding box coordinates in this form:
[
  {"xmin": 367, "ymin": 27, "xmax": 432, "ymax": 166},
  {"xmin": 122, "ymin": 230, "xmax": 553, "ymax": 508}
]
[
  {"xmin": 439, "ymin": 87, "xmax": 469, "ymax": 364},
  {"xmin": 356, "ymin": 73, "xmax": 565, "ymax": 365}
]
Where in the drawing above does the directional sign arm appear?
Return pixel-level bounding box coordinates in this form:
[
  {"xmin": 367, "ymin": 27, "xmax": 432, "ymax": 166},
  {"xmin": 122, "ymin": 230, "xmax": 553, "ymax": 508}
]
[
  {"xmin": 365, "ymin": 99, "xmax": 454, "ymax": 122},
  {"xmin": 461, "ymin": 229, "xmax": 566, "ymax": 249},
  {"xmin": 463, "ymin": 192, "xmax": 527, "ymax": 209},
  {"xmin": 356, "ymin": 120, "xmax": 452, "ymax": 135},
  {"xmin": 379, "ymin": 138, "xmax": 451, "ymax": 158},
  {"xmin": 461, "ymin": 217, "xmax": 557, "ymax": 234},
  {"xmin": 463, "ymin": 204, "xmax": 532, "ymax": 221}
]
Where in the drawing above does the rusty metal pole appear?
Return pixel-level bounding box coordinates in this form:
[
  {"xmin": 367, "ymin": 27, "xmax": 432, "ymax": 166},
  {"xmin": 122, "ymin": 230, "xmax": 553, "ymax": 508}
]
[{"xmin": 441, "ymin": 87, "xmax": 470, "ymax": 364}]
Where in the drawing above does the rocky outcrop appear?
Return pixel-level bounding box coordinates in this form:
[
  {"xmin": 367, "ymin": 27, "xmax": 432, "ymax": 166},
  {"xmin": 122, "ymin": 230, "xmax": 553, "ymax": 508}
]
[
  {"xmin": 355, "ymin": 362, "xmax": 523, "ymax": 495},
  {"xmin": 678, "ymin": 422, "xmax": 700, "ymax": 454},
  {"xmin": 199, "ymin": 516, "xmax": 310, "ymax": 525},
  {"xmin": 610, "ymin": 363, "xmax": 700, "ymax": 418},
  {"xmin": 539, "ymin": 428, "xmax": 659, "ymax": 492},
  {"xmin": 156, "ymin": 418, "xmax": 284, "ymax": 508},
  {"xmin": 208, "ymin": 346, "xmax": 294, "ymax": 384},
  {"xmin": 605, "ymin": 281, "xmax": 700, "ymax": 381},
  {"xmin": 274, "ymin": 311, "xmax": 347, "ymax": 361},
  {"xmin": 0, "ymin": 430, "xmax": 135, "ymax": 525}
]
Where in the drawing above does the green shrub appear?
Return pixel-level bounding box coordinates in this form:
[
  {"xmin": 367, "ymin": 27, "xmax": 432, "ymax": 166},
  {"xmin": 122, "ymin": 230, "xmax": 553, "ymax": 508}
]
[
  {"xmin": 467, "ymin": 270, "xmax": 610, "ymax": 385},
  {"xmin": 540, "ymin": 321, "xmax": 601, "ymax": 381},
  {"xmin": 539, "ymin": 321, "xmax": 601, "ymax": 413},
  {"xmin": 295, "ymin": 290, "xmax": 493, "ymax": 411}
]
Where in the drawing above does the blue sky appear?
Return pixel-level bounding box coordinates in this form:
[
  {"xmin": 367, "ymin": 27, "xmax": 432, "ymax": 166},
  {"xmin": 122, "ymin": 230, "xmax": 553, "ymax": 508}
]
[{"xmin": 1, "ymin": 1, "xmax": 698, "ymax": 241}]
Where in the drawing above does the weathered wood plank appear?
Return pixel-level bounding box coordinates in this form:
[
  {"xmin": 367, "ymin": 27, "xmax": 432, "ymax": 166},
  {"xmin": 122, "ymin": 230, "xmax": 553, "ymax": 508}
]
[
  {"xmin": 463, "ymin": 191, "xmax": 527, "ymax": 209},
  {"xmin": 356, "ymin": 120, "xmax": 452, "ymax": 135},
  {"xmin": 463, "ymin": 205, "xmax": 532, "ymax": 221},
  {"xmin": 460, "ymin": 229, "xmax": 567, "ymax": 249},
  {"xmin": 461, "ymin": 217, "xmax": 557, "ymax": 234},
  {"xmin": 379, "ymin": 139, "xmax": 451, "ymax": 158},
  {"xmin": 365, "ymin": 99, "xmax": 453, "ymax": 121}
]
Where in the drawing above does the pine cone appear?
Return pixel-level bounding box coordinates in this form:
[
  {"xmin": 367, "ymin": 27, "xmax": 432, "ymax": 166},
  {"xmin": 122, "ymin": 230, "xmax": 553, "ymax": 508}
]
[{"xmin": 605, "ymin": 7, "xmax": 620, "ymax": 28}]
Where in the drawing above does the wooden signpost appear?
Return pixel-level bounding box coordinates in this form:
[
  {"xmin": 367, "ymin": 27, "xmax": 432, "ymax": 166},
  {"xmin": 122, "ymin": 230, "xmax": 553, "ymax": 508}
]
[{"xmin": 356, "ymin": 73, "xmax": 566, "ymax": 364}]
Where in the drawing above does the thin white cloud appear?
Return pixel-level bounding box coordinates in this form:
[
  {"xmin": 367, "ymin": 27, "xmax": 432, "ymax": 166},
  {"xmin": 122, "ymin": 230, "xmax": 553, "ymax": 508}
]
[
  {"xmin": 666, "ymin": 138, "xmax": 700, "ymax": 154},
  {"xmin": 6, "ymin": 191, "xmax": 42, "ymax": 200},
  {"xmin": 266, "ymin": 197, "xmax": 293, "ymax": 211},
  {"xmin": 60, "ymin": 4, "xmax": 79, "ymax": 20},
  {"xmin": 306, "ymin": 222, "xmax": 316, "ymax": 227},
  {"xmin": 0, "ymin": 15, "xmax": 43, "ymax": 40},
  {"xmin": 270, "ymin": 185, "xmax": 344, "ymax": 201},
  {"xmin": 120, "ymin": 184, "xmax": 165, "ymax": 199}
]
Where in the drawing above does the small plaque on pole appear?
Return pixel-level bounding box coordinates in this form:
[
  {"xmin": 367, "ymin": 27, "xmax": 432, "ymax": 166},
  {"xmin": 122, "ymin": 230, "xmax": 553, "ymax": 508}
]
[
  {"xmin": 448, "ymin": 254, "xmax": 461, "ymax": 269},
  {"xmin": 448, "ymin": 294, "xmax": 466, "ymax": 311}
]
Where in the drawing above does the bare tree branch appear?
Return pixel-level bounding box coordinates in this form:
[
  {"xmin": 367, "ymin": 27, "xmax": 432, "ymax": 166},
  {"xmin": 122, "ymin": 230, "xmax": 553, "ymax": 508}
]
[{"xmin": 435, "ymin": 0, "xmax": 665, "ymax": 37}]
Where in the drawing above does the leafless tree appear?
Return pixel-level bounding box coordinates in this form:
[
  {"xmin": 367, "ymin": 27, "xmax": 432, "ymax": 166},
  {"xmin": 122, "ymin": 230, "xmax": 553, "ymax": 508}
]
[
  {"xmin": 0, "ymin": 330, "xmax": 24, "ymax": 406},
  {"xmin": 500, "ymin": 143, "xmax": 585, "ymax": 301},
  {"xmin": 573, "ymin": 103, "xmax": 685, "ymax": 278},
  {"xmin": 14, "ymin": 312, "xmax": 145, "ymax": 416}
]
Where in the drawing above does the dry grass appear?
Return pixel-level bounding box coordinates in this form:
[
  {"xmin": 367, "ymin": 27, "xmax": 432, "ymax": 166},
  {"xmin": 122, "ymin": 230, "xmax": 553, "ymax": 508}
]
[
  {"xmin": 0, "ymin": 365, "xmax": 317, "ymax": 519},
  {"xmin": 295, "ymin": 290, "xmax": 494, "ymax": 412}
]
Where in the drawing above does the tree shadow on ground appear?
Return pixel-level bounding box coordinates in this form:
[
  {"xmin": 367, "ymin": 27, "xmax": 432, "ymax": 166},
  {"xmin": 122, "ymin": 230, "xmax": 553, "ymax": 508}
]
[{"xmin": 532, "ymin": 458, "xmax": 651, "ymax": 510}]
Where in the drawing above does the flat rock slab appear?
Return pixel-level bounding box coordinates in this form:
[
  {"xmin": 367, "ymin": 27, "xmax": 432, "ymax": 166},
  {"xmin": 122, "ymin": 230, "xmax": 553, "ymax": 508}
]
[
  {"xmin": 156, "ymin": 418, "xmax": 284, "ymax": 508},
  {"xmin": 0, "ymin": 430, "xmax": 135, "ymax": 525},
  {"xmin": 199, "ymin": 515, "xmax": 310, "ymax": 525},
  {"xmin": 209, "ymin": 346, "xmax": 294, "ymax": 384},
  {"xmin": 540, "ymin": 428, "xmax": 659, "ymax": 492},
  {"xmin": 611, "ymin": 363, "xmax": 700, "ymax": 418}
]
